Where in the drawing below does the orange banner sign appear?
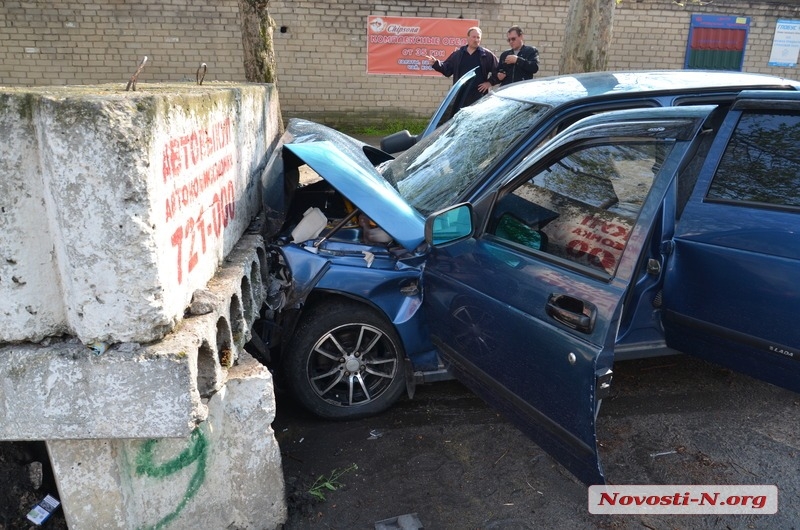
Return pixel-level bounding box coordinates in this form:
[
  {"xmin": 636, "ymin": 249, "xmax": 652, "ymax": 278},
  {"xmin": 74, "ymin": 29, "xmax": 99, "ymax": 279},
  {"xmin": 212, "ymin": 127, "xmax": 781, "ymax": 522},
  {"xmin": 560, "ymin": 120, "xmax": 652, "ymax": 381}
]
[{"xmin": 367, "ymin": 16, "xmax": 480, "ymax": 75}]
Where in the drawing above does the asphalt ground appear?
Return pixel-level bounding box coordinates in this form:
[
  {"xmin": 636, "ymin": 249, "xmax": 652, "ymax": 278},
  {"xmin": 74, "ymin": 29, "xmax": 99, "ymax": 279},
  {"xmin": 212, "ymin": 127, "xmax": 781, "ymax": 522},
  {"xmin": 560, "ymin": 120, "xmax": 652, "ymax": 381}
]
[{"xmin": 275, "ymin": 355, "xmax": 800, "ymax": 529}]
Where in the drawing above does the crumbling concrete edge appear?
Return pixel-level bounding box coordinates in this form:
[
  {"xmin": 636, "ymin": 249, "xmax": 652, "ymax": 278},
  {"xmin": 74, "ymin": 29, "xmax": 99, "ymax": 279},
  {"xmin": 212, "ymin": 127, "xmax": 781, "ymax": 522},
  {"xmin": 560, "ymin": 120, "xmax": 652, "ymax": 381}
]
[{"xmin": 0, "ymin": 231, "xmax": 270, "ymax": 440}]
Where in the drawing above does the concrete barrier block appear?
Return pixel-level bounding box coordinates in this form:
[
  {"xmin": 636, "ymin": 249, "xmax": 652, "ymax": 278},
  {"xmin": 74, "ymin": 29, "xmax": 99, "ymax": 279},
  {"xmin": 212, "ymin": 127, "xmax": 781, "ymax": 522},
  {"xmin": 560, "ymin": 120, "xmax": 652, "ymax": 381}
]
[
  {"xmin": 0, "ymin": 233, "xmax": 269, "ymax": 441},
  {"xmin": 0, "ymin": 339, "xmax": 200, "ymax": 440},
  {"xmin": 0, "ymin": 83, "xmax": 281, "ymax": 345},
  {"xmin": 0, "ymin": 93, "xmax": 69, "ymax": 341},
  {"xmin": 47, "ymin": 352, "xmax": 287, "ymax": 529}
]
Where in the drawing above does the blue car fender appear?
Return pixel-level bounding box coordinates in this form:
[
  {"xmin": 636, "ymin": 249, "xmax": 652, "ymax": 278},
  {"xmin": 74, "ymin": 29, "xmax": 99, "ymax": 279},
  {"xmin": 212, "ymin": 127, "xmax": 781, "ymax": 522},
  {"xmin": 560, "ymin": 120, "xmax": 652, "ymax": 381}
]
[{"xmin": 278, "ymin": 244, "xmax": 437, "ymax": 367}]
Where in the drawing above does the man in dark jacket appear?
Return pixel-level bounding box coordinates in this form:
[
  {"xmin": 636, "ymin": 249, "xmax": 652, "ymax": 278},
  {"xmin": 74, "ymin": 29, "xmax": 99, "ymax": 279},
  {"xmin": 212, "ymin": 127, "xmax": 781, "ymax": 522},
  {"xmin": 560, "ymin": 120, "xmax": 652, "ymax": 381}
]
[
  {"xmin": 426, "ymin": 26, "xmax": 498, "ymax": 107},
  {"xmin": 492, "ymin": 26, "xmax": 539, "ymax": 87}
]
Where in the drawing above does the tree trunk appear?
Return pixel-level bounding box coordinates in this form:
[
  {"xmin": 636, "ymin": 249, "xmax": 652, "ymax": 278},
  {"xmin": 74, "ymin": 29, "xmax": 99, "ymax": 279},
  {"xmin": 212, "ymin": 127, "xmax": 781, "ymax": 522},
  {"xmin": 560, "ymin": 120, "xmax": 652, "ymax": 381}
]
[
  {"xmin": 559, "ymin": 0, "xmax": 616, "ymax": 74},
  {"xmin": 238, "ymin": 0, "xmax": 278, "ymax": 83}
]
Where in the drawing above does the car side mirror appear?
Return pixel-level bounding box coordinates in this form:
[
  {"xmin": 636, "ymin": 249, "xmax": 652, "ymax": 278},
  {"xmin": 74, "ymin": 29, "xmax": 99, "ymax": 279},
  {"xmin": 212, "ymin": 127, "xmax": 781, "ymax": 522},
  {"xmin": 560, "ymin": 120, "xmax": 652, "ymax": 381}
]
[
  {"xmin": 380, "ymin": 130, "xmax": 418, "ymax": 154},
  {"xmin": 425, "ymin": 203, "xmax": 475, "ymax": 247}
]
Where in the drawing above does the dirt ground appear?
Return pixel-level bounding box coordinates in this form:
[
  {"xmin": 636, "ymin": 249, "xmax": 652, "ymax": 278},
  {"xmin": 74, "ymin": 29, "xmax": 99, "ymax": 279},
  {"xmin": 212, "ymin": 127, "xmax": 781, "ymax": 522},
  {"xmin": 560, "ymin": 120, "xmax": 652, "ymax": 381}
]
[
  {"xmin": 0, "ymin": 442, "xmax": 65, "ymax": 529},
  {"xmin": 276, "ymin": 355, "xmax": 800, "ymax": 529},
  {"xmin": 1, "ymin": 355, "xmax": 798, "ymax": 529}
]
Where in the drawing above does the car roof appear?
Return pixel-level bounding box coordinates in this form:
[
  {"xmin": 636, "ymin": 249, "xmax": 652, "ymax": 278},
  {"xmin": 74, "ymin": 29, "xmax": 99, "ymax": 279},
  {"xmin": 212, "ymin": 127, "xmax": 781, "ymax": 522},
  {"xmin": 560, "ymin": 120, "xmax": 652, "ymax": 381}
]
[{"xmin": 494, "ymin": 70, "xmax": 800, "ymax": 107}]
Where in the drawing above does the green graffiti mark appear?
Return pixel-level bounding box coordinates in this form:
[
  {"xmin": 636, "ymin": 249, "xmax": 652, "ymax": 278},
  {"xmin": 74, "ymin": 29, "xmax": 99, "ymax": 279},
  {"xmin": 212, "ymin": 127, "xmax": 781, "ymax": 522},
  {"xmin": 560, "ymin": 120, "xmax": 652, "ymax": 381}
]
[{"xmin": 134, "ymin": 428, "xmax": 208, "ymax": 530}]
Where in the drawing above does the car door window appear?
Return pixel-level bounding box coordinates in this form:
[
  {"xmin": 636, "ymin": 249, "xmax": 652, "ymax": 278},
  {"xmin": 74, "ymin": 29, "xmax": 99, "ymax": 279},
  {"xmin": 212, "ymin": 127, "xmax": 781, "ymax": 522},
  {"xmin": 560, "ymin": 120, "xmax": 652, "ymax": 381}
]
[
  {"xmin": 489, "ymin": 141, "xmax": 674, "ymax": 276},
  {"xmin": 706, "ymin": 110, "xmax": 800, "ymax": 208}
]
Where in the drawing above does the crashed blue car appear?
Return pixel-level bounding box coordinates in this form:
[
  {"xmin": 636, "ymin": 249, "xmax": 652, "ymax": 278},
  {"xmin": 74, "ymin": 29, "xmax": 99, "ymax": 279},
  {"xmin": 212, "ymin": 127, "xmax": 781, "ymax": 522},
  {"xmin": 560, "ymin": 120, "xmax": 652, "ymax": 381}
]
[{"xmin": 257, "ymin": 70, "xmax": 800, "ymax": 485}]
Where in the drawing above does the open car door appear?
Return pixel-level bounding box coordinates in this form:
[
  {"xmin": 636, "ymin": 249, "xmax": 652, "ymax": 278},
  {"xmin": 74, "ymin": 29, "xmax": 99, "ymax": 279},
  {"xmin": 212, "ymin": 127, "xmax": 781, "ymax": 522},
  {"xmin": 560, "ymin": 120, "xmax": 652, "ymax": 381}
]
[
  {"xmin": 380, "ymin": 67, "xmax": 478, "ymax": 153},
  {"xmin": 420, "ymin": 66, "xmax": 479, "ymax": 138},
  {"xmin": 422, "ymin": 105, "xmax": 719, "ymax": 485},
  {"xmin": 663, "ymin": 91, "xmax": 800, "ymax": 394}
]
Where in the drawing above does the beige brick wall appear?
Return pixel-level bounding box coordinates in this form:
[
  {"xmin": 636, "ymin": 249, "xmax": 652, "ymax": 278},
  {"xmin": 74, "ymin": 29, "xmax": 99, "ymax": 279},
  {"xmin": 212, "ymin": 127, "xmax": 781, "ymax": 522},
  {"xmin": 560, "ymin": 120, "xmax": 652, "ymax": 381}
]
[
  {"xmin": 2, "ymin": 1, "xmax": 799, "ymax": 127},
  {"xmin": 611, "ymin": 0, "xmax": 800, "ymax": 75},
  {"xmin": 0, "ymin": 0, "xmax": 245, "ymax": 86},
  {"xmin": 269, "ymin": 0, "xmax": 800, "ymax": 126}
]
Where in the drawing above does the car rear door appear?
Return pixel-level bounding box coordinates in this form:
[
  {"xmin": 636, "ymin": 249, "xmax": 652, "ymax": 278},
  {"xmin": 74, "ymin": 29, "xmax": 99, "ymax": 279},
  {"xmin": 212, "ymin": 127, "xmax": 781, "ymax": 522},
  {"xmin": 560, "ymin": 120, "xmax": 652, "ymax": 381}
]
[
  {"xmin": 663, "ymin": 91, "xmax": 800, "ymax": 394},
  {"xmin": 422, "ymin": 106, "xmax": 717, "ymax": 485}
]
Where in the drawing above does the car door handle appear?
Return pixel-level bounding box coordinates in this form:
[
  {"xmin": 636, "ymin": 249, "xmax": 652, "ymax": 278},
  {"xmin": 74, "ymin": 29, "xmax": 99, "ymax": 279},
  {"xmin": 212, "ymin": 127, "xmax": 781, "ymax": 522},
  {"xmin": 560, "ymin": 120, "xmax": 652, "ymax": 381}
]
[{"xmin": 546, "ymin": 294, "xmax": 596, "ymax": 334}]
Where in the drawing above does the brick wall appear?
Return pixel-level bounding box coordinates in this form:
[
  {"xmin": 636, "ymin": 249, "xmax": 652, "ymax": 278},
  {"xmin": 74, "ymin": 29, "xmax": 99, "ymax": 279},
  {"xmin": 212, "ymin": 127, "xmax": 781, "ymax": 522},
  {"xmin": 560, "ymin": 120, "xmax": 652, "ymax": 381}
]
[
  {"xmin": 269, "ymin": 0, "xmax": 800, "ymax": 126},
  {"xmin": 0, "ymin": 0, "xmax": 245, "ymax": 86},
  {"xmin": 610, "ymin": 1, "xmax": 800, "ymax": 74},
  {"xmin": 2, "ymin": 0, "xmax": 799, "ymax": 127}
]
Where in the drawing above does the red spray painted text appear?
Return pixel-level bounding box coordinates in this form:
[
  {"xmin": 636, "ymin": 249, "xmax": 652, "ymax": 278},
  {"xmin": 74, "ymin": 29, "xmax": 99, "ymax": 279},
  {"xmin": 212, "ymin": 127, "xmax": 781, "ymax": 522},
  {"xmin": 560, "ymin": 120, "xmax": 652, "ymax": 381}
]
[{"xmin": 161, "ymin": 118, "xmax": 236, "ymax": 284}]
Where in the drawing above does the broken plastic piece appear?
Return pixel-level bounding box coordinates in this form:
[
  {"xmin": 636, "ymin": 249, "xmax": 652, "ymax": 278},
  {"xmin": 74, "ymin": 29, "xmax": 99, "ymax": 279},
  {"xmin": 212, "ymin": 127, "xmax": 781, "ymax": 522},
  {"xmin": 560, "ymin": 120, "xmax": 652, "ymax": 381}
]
[
  {"xmin": 364, "ymin": 226, "xmax": 392, "ymax": 243},
  {"xmin": 291, "ymin": 207, "xmax": 327, "ymax": 242},
  {"xmin": 649, "ymin": 450, "xmax": 678, "ymax": 458},
  {"xmin": 375, "ymin": 513, "xmax": 423, "ymax": 530},
  {"xmin": 87, "ymin": 341, "xmax": 108, "ymax": 355}
]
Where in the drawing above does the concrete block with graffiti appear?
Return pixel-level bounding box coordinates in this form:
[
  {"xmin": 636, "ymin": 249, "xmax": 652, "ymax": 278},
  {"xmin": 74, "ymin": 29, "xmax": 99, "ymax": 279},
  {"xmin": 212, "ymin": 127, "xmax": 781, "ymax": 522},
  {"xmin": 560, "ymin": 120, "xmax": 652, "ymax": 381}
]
[
  {"xmin": 47, "ymin": 352, "xmax": 287, "ymax": 529},
  {"xmin": 0, "ymin": 83, "xmax": 281, "ymax": 345}
]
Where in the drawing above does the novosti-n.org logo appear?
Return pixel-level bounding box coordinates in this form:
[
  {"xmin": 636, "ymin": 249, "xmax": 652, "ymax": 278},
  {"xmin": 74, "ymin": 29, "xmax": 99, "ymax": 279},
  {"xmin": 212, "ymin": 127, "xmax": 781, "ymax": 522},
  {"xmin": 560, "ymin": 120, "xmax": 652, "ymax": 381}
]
[{"xmin": 589, "ymin": 485, "xmax": 777, "ymax": 514}]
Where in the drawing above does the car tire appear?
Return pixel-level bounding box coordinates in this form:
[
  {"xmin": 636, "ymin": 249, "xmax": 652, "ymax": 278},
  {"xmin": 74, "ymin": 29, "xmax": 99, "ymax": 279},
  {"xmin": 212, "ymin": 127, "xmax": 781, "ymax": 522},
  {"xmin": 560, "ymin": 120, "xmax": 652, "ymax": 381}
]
[{"xmin": 283, "ymin": 301, "xmax": 406, "ymax": 420}]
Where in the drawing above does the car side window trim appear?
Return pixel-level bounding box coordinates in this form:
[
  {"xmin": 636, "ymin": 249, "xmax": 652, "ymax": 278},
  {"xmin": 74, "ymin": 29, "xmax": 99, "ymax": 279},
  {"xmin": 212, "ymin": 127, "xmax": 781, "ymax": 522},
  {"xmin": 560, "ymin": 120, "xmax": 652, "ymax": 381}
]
[{"xmin": 704, "ymin": 108, "xmax": 800, "ymax": 211}]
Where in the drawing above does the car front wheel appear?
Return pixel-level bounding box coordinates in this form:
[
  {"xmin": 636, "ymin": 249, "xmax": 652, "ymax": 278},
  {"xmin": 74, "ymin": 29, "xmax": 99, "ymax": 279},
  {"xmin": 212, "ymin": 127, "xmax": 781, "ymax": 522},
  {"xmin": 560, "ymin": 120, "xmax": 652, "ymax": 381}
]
[{"xmin": 284, "ymin": 301, "xmax": 406, "ymax": 420}]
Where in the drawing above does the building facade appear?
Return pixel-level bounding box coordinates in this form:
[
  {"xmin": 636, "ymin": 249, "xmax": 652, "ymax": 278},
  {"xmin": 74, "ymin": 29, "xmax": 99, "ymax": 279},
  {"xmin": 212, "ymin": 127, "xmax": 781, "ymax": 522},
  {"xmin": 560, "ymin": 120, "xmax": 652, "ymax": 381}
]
[{"xmin": 2, "ymin": 0, "xmax": 799, "ymax": 127}]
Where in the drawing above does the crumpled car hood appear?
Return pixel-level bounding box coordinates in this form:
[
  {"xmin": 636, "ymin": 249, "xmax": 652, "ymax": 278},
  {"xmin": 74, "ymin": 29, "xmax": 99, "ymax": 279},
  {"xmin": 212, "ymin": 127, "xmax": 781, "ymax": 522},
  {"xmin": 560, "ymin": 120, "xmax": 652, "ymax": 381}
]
[{"xmin": 262, "ymin": 119, "xmax": 426, "ymax": 251}]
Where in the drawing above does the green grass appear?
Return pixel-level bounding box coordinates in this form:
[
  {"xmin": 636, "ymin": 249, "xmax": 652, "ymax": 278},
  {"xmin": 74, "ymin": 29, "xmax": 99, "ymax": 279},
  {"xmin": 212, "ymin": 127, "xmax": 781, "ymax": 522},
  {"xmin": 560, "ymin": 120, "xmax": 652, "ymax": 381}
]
[
  {"xmin": 307, "ymin": 463, "xmax": 358, "ymax": 501},
  {"xmin": 341, "ymin": 118, "xmax": 428, "ymax": 137}
]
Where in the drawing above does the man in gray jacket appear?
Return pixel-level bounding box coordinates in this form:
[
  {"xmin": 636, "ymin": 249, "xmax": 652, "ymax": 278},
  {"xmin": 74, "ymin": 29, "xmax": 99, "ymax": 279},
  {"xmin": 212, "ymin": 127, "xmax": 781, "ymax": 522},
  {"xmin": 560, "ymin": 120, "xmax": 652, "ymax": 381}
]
[{"xmin": 492, "ymin": 26, "xmax": 539, "ymax": 86}]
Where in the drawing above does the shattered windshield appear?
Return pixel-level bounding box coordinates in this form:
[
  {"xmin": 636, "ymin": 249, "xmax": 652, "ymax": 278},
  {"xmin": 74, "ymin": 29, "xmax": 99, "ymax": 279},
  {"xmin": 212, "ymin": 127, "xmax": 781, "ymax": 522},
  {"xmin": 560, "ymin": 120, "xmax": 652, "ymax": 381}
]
[{"xmin": 381, "ymin": 95, "xmax": 548, "ymax": 216}]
